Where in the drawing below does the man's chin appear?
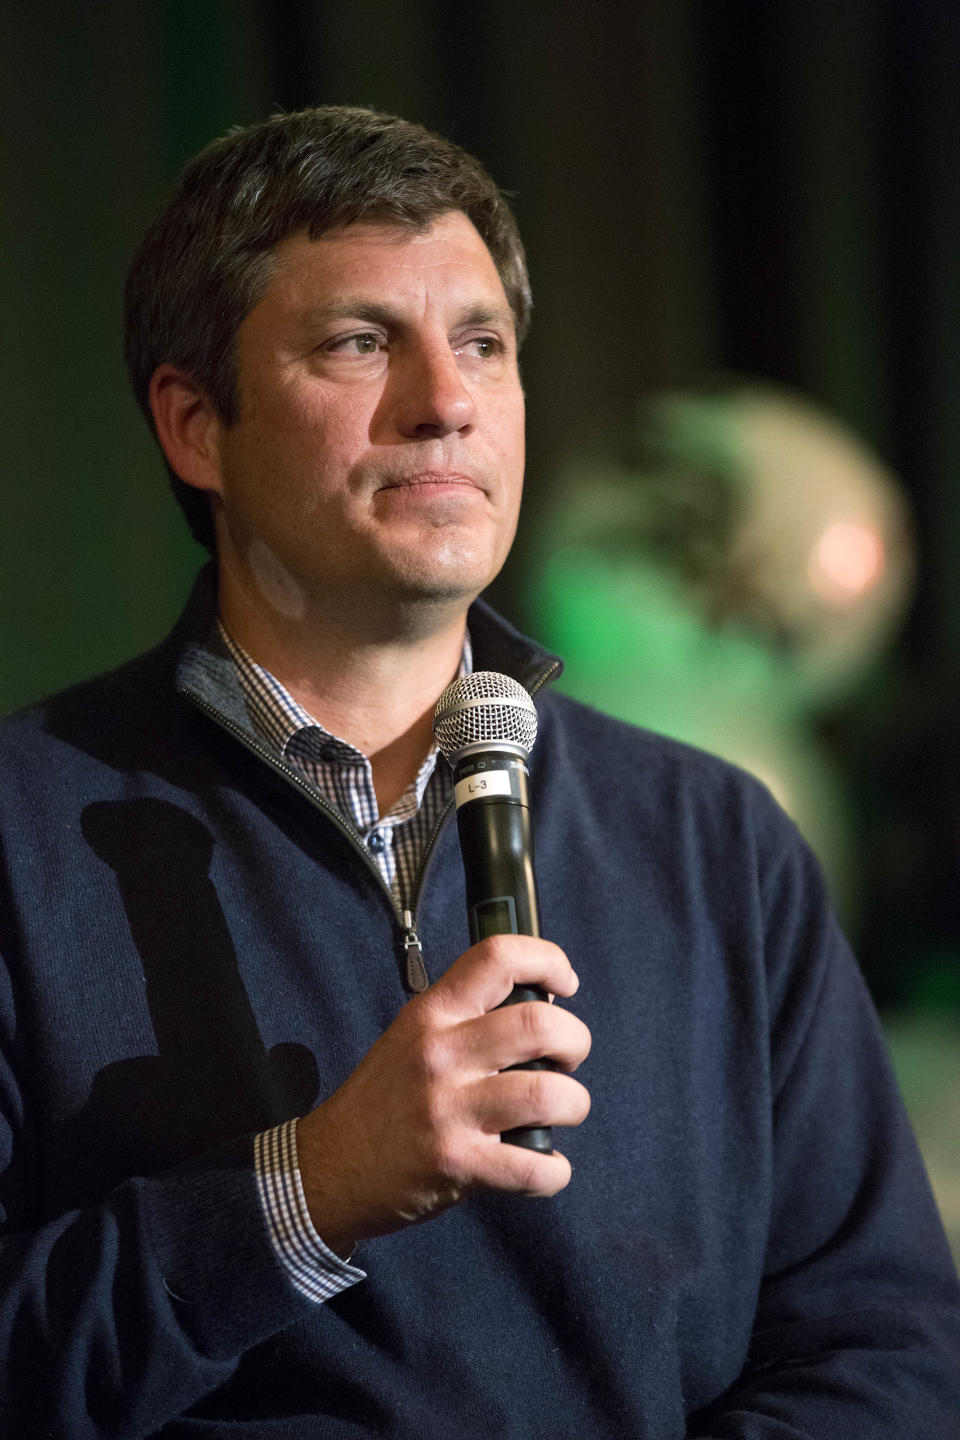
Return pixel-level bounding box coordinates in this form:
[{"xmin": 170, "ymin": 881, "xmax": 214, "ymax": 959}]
[
  {"xmin": 376, "ymin": 535, "xmax": 509, "ymax": 606},
  {"xmin": 350, "ymin": 557, "xmax": 501, "ymax": 635},
  {"xmin": 386, "ymin": 568, "xmax": 492, "ymax": 609}
]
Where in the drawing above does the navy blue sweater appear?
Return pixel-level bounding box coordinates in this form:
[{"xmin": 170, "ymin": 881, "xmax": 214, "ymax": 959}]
[{"xmin": 0, "ymin": 569, "xmax": 957, "ymax": 1438}]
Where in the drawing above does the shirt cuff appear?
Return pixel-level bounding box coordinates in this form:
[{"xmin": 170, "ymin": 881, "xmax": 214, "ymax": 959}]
[{"xmin": 254, "ymin": 1118, "xmax": 366, "ymax": 1303}]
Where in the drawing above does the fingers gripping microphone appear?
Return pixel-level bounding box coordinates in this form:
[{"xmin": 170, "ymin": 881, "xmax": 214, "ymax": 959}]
[{"xmin": 434, "ymin": 672, "xmax": 554, "ymax": 1154}]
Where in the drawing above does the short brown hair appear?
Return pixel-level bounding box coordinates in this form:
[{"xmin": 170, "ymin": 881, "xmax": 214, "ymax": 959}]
[{"xmin": 124, "ymin": 106, "xmax": 532, "ymax": 550}]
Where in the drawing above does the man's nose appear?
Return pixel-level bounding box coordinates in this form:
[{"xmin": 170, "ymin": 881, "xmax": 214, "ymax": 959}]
[{"xmin": 390, "ymin": 343, "xmax": 478, "ymax": 439}]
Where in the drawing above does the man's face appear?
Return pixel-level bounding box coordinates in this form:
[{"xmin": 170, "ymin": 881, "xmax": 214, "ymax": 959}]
[{"xmin": 207, "ymin": 211, "xmax": 525, "ymax": 628}]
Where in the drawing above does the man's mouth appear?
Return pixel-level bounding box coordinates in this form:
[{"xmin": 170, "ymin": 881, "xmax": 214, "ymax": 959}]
[{"xmin": 378, "ymin": 471, "xmax": 478, "ymax": 491}]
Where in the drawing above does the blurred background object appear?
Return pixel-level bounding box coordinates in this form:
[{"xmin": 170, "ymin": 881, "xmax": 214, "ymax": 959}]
[
  {"xmin": 2, "ymin": 0, "xmax": 957, "ymax": 1261},
  {"xmin": 529, "ymin": 380, "xmax": 916, "ymax": 928}
]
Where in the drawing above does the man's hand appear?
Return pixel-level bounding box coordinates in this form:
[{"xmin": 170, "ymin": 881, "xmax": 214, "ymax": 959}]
[{"xmin": 296, "ymin": 936, "xmax": 591, "ymax": 1256}]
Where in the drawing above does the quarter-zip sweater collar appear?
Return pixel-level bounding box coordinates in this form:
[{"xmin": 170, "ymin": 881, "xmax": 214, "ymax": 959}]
[{"xmin": 172, "ymin": 563, "xmax": 562, "ymax": 990}]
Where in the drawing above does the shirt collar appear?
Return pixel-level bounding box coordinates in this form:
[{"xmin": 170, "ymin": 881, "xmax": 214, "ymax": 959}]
[{"xmin": 218, "ymin": 621, "xmax": 474, "ymax": 772}]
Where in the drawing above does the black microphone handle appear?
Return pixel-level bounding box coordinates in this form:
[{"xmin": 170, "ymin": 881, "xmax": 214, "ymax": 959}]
[{"xmin": 452, "ymin": 751, "xmax": 555, "ymax": 1155}]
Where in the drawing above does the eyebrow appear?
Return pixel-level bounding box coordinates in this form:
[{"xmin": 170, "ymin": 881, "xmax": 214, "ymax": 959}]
[{"xmin": 298, "ymin": 299, "xmax": 517, "ymax": 334}]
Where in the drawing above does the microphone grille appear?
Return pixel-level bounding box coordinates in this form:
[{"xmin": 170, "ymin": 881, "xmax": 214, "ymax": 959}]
[{"xmin": 433, "ymin": 671, "xmax": 538, "ymax": 761}]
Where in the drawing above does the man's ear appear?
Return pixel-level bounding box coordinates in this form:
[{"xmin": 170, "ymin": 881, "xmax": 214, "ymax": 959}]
[{"xmin": 148, "ymin": 365, "xmax": 224, "ymax": 496}]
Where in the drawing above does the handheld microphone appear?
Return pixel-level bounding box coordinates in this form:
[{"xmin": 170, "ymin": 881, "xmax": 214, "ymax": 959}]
[{"xmin": 433, "ymin": 671, "xmax": 554, "ymax": 1154}]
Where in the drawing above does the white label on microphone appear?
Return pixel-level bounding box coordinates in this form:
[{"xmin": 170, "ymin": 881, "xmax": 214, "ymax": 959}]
[{"xmin": 455, "ymin": 770, "xmax": 514, "ymax": 807}]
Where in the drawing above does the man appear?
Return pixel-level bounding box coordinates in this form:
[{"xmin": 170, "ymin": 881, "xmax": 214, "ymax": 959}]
[{"xmin": 0, "ymin": 107, "xmax": 956, "ymax": 1438}]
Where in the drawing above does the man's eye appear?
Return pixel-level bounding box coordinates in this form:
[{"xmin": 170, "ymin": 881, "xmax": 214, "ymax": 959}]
[
  {"xmin": 458, "ymin": 337, "xmax": 501, "ymax": 359},
  {"xmin": 352, "ymin": 333, "xmax": 379, "ymax": 354},
  {"xmin": 327, "ymin": 332, "xmax": 381, "ymax": 355}
]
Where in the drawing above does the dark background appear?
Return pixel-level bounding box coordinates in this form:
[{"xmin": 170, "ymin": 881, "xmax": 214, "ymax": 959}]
[{"xmin": 3, "ymin": 0, "xmax": 960, "ymax": 1008}]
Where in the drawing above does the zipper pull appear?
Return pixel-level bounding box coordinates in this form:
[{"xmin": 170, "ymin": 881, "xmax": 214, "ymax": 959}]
[{"xmin": 402, "ymin": 910, "xmax": 429, "ymax": 993}]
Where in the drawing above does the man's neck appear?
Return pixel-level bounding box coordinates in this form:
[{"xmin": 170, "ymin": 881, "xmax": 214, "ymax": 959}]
[{"xmin": 219, "ymin": 582, "xmax": 469, "ymax": 816}]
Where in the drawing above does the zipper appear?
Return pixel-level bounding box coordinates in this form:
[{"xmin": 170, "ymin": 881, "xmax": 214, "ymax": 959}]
[
  {"xmin": 401, "ymin": 910, "xmax": 429, "ymax": 993},
  {"xmin": 401, "ymin": 790, "xmax": 457, "ymax": 991},
  {"xmin": 528, "ymin": 659, "xmax": 562, "ymax": 700},
  {"xmin": 185, "ymin": 688, "xmax": 413, "ymax": 908},
  {"xmin": 183, "ymin": 652, "xmax": 562, "ymax": 995}
]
